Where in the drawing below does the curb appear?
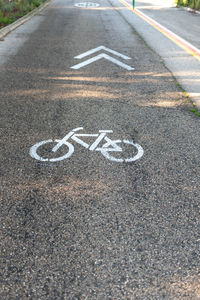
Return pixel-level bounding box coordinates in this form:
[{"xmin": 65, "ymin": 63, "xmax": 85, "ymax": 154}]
[
  {"xmin": 186, "ymin": 7, "xmax": 200, "ymax": 15},
  {"xmin": 0, "ymin": 0, "xmax": 52, "ymax": 39},
  {"xmin": 176, "ymin": 5, "xmax": 200, "ymax": 15}
]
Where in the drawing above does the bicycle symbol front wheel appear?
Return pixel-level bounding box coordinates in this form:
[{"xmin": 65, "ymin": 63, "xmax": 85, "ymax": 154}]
[
  {"xmin": 29, "ymin": 139, "xmax": 74, "ymax": 162},
  {"xmin": 100, "ymin": 140, "xmax": 144, "ymax": 163}
]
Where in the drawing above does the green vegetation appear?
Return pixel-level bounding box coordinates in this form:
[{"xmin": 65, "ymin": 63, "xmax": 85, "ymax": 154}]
[
  {"xmin": 175, "ymin": 0, "xmax": 200, "ymax": 10},
  {"xmin": 0, "ymin": 0, "xmax": 45, "ymax": 29},
  {"xmin": 190, "ymin": 107, "xmax": 200, "ymax": 117}
]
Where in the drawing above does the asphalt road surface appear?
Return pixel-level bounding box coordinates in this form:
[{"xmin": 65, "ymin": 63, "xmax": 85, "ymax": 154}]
[{"xmin": 0, "ymin": 0, "xmax": 200, "ymax": 299}]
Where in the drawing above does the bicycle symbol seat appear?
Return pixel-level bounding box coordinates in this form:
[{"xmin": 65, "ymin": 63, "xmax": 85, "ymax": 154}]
[{"xmin": 29, "ymin": 127, "xmax": 144, "ymax": 163}]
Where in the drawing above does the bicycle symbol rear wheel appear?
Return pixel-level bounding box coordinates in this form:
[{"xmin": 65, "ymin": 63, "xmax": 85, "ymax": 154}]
[
  {"xmin": 100, "ymin": 140, "xmax": 144, "ymax": 162},
  {"xmin": 29, "ymin": 139, "xmax": 74, "ymax": 162}
]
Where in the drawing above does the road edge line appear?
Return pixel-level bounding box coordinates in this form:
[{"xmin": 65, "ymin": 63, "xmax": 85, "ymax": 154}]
[
  {"xmin": 119, "ymin": 0, "xmax": 200, "ymax": 111},
  {"xmin": 119, "ymin": 0, "xmax": 200, "ymax": 62}
]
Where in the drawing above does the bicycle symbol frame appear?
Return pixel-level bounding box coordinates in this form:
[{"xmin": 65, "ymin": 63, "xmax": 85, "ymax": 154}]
[{"xmin": 29, "ymin": 127, "xmax": 144, "ymax": 163}]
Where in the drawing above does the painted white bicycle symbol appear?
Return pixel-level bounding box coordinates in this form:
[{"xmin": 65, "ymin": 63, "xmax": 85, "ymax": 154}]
[{"xmin": 30, "ymin": 127, "xmax": 144, "ymax": 163}]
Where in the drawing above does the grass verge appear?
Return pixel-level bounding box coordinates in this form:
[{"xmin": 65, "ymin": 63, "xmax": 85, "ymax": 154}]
[
  {"xmin": 190, "ymin": 107, "xmax": 200, "ymax": 117},
  {"xmin": 175, "ymin": 0, "xmax": 200, "ymax": 10},
  {"xmin": 0, "ymin": 0, "xmax": 46, "ymax": 29}
]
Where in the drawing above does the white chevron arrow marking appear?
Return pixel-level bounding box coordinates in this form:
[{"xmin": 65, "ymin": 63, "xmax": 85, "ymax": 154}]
[
  {"xmin": 71, "ymin": 53, "xmax": 134, "ymax": 70},
  {"xmin": 74, "ymin": 46, "xmax": 132, "ymax": 60}
]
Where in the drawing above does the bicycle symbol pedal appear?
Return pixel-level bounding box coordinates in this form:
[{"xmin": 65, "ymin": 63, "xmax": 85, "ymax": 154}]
[{"xmin": 30, "ymin": 127, "xmax": 144, "ymax": 163}]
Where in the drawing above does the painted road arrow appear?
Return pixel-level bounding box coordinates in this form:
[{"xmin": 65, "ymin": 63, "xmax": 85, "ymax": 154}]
[{"xmin": 70, "ymin": 46, "xmax": 134, "ymax": 70}]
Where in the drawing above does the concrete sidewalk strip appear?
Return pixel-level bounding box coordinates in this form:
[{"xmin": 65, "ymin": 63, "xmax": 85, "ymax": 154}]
[
  {"xmin": 117, "ymin": 0, "xmax": 200, "ymax": 111},
  {"xmin": 121, "ymin": 0, "xmax": 200, "ymax": 62}
]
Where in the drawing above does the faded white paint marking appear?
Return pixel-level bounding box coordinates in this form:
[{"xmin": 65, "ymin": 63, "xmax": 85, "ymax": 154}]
[
  {"xmin": 74, "ymin": 2, "xmax": 100, "ymax": 7},
  {"xmin": 75, "ymin": 46, "xmax": 131, "ymax": 60},
  {"xmin": 100, "ymin": 140, "xmax": 144, "ymax": 162},
  {"xmin": 29, "ymin": 139, "xmax": 74, "ymax": 162},
  {"xmin": 123, "ymin": 140, "xmax": 144, "ymax": 162},
  {"xmin": 30, "ymin": 128, "xmax": 144, "ymax": 163},
  {"xmin": 71, "ymin": 53, "xmax": 134, "ymax": 70}
]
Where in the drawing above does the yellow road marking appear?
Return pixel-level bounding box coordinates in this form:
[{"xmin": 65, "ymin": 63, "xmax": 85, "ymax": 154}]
[{"xmin": 119, "ymin": 0, "xmax": 200, "ymax": 62}]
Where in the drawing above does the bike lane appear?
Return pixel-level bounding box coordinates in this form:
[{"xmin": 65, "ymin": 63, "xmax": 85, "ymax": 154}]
[{"xmin": 0, "ymin": 0, "xmax": 200, "ymax": 298}]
